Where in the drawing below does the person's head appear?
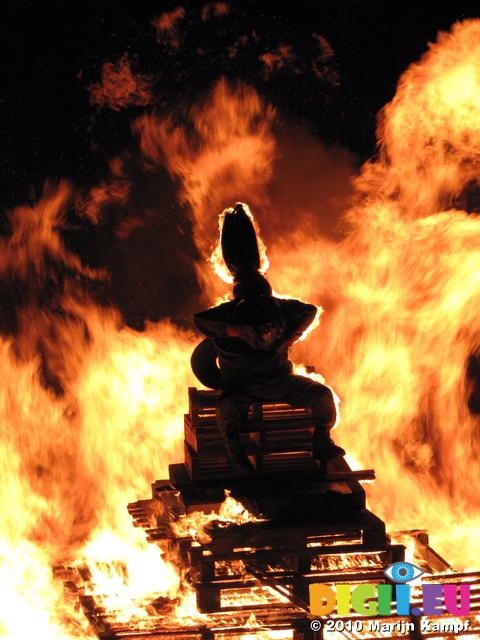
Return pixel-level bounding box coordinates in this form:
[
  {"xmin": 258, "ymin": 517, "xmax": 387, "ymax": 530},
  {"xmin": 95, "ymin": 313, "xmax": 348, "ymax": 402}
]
[{"xmin": 234, "ymin": 294, "xmax": 284, "ymax": 348}]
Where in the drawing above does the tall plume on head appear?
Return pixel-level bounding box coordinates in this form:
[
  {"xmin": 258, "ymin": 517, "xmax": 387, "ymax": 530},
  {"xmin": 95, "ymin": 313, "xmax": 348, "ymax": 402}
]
[{"xmin": 219, "ymin": 202, "xmax": 272, "ymax": 299}]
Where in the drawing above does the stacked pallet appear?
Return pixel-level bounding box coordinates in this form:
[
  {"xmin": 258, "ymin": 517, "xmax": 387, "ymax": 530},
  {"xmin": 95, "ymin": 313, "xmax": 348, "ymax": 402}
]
[
  {"xmin": 129, "ymin": 488, "xmax": 404, "ymax": 615},
  {"xmin": 68, "ymin": 388, "xmax": 480, "ymax": 637},
  {"xmin": 58, "ymin": 554, "xmax": 480, "ymax": 639},
  {"xmin": 126, "ymin": 387, "xmax": 399, "ymax": 615},
  {"xmin": 188, "ymin": 512, "xmax": 403, "ymax": 613},
  {"xmin": 184, "ymin": 387, "xmax": 335, "ymax": 478},
  {"xmin": 177, "ymin": 387, "xmax": 373, "ymax": 518}
]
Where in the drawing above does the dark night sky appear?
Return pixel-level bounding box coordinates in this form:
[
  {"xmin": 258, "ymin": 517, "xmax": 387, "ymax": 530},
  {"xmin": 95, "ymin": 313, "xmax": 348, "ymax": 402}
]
[
  {"xmin": 1, "ymin": 1, "xmax": 478, "ymax": 209},
  {"xmin": 1, "ymin": 1, "xmax": 479, "ymax": 332}
]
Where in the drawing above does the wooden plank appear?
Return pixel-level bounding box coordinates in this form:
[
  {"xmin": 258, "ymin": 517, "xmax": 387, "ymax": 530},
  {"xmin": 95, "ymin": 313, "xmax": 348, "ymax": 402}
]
[
  {"xmin": 190, "ymin": 394, "xmax": 311, "ymax": 418},
  {"xmin": 189, "ymin": 387, "xmax": 311, "ymax": 414},
  {"xmin": 189, "ymin": 409, "xmax": 314, "ymax": 424},
  {"xmin": 163, "ymin": 462, "xmax": 374, "ymax": 490},
  {"xmin": 185, "ymin": 420, "xmax": 316, "ymax": 456},
  {"xmin": 187, "ymin": 413, "xmax": 316, "ymax": 433},
  {"xmin": 201, "ymin": 510, "xmax": 386, "ymax": 551},
  {"xmin": 189, "ymin": 546, "xmax": 400, "ymax": 576}
]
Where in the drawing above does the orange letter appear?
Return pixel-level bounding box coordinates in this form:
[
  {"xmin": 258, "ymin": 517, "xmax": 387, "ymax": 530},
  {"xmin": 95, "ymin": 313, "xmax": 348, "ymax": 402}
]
[{"xmin": 309, "ymin": 584, "xmax": 336, "ymax": 616}]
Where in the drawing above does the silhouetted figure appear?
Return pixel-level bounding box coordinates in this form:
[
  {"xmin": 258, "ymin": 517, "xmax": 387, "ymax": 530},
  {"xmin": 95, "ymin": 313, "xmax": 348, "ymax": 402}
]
[{"xmin": 192, "ymin": 204, "xmax": 344, "ymax": 473}]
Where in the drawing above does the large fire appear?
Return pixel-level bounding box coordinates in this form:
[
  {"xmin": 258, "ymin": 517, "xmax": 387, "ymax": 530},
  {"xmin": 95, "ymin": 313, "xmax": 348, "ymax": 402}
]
[{"xmin": 2, "ymin": 14, "xmax": 480, "ymax": 640}]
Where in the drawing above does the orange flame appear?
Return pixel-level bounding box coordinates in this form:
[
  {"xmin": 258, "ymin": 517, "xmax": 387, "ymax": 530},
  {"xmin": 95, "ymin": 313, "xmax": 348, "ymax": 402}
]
[
  {"xmin": 88, "ymin": 54, "xmax": 154, "ymax": 111},
  {"xmin": 3, "ymin": 17, "xmax": 480, "ymax": 639},
  {"xmin": 133, "ymin": 78, "xmax": 277, "ymax": 300}
]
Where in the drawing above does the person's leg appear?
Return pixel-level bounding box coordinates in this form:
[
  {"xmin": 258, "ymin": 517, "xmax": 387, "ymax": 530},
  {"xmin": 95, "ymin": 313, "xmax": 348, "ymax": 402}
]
[
  {"xmin": 216, "ymin": 392, "xmax": 254, "ymax": 473},
  {"xmin": 249, "ymin": 374, "xmax": 344, "ymax": 461}
]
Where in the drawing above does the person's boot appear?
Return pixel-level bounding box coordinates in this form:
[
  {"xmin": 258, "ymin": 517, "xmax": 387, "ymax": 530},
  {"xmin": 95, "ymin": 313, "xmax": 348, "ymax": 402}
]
[
  {"xmin": 224, "ymin": 437, "xmax": 255, "ymax": 474},
  {"xmin": 312, "ymin": 426, "xmax": 345, "ymax": 461}
]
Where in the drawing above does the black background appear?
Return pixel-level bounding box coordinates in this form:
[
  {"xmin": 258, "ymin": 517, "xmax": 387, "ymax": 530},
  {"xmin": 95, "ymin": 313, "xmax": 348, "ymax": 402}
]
[
  {"xmin": 1, "ymin": 1, "xmax": 479, "ymax": 336},
  {"xmin": 2, "ymin": 1, "xmax": 477, "ymax": 208}
]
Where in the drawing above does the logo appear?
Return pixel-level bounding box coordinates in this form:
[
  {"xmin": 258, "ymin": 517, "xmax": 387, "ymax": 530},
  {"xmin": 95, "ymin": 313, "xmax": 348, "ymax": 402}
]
[
  {"xmin": 309, "ymin": 561, "xmax": 471, "ymax": 635},
  {"xmin": 383, "ymin": 561, "xmax": 424, "ymax": 583}
]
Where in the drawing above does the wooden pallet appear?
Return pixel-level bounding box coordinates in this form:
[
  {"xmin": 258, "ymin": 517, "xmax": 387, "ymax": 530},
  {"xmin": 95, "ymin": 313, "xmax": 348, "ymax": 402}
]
[
  {"xmin": 186, "ymin": 388, "xmax": 314, "ymax": 451},
  {"xmin": 184, "ymin": 387, "xmax": 366, "ymax": 480},
  {"xmin": 129, "ymin": 494, "xmax": 402, "ymax": 614},
  {"xmin": 156, "ymin": 461, "xmax": 370, "ymax": 520},
  {"xmin": 55, "ymin": 387, "xmax": 480, "ymax": 637},
  {"xmin": 179, "ymin": 387, "xmax": 373, "ymax": 518},
  {"xmin": 127, "ymin": 388, "xmax": 393, "ymax": 616},
  {"xmin": 57, "ymin": 548, "xmax": 480, "ymax": 638}
]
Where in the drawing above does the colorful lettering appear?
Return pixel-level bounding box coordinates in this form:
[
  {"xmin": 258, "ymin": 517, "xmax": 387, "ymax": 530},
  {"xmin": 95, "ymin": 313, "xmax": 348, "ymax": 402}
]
[
  {"xmin": 444, "ymin": 584, "xmax": 470, "ymax": 615},
  {"xmin": 423, "ymin": 584, "xmax": 443, "ymax": 615},
  {"xmin": 351, "ymin": 584, "xmax": 378, "ymax": 615},
  {"xmin": 336, "ymin": 584, "xmax": 351, "ymax": 615},
  {"xmin": 309, "ymin": 584, "xmax": 335, "ymax": 616},
  {"xmin": 395, "ymin": 584, "xmax": 411, "ymax": 615},
  {"xmin": 308, "ymin": 581, "xmax": 471, "ymax": 618},
  {"xmin": 377, "ymin": 583, "xmax": 393, "ymax": 615}
]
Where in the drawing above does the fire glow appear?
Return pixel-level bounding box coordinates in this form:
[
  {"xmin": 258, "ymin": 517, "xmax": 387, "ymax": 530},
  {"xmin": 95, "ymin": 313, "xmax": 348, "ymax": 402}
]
[{"xmin": 2, "ymin": 14, "xmax": 480, "ymax": 640}]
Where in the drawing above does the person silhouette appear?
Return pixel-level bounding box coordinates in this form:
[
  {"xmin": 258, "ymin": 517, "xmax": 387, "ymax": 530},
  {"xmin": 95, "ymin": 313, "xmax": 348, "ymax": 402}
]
[{"xmin": 192, "ymin": 204, "xmax": 344, "ymax": 473}]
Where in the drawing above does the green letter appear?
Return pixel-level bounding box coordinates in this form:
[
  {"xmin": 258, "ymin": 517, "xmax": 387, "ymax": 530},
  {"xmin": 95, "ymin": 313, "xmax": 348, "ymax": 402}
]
[
  {"xmin": 351, "ymin": 584, "xmax": 378, "ymax": 615},
  {"xmin": 377, "ymin": 584, "xmax": 392, "ymax": 615}
]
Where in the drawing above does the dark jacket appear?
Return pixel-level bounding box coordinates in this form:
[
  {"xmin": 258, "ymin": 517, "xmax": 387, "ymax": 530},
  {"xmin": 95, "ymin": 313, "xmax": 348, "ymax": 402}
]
[{"xmin": 194, "ymin": 298, "xmax": 317, "ymax": 389}]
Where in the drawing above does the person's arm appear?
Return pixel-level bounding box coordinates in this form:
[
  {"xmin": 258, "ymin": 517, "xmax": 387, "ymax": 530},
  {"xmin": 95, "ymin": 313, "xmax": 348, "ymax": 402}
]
[
  {"xmin": 194, "ymin": 301, "xmax": 260, "ymax": 343},
  {"xmin": 280, "ymin": 299, "xmax": 318, "ymax": 346},
  {"xmin": 194, "ymin": 302, "xmax": 236, "ymax": 339},
  {"xmin": 195, "ymin": 301, "xmax": 270, "ymax": 350}
]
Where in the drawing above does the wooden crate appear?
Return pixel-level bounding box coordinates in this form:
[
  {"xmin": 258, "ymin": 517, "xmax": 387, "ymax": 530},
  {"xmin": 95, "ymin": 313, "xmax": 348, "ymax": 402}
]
[
  {"xmin": 180, "ymin": 388, "xmax": 373, "ymax": 519},
  {"xmin": 184, "ymin": 387, "xmax": 356, "ymax": 480}
]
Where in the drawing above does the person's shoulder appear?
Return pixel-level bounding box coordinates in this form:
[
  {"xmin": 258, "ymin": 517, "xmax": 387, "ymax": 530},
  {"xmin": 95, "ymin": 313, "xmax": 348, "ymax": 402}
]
[
  {"xmin": 276, "ymin": 297, "xmax": 315, "ymax": 310},
  {"xmin": 195, "ymin": 298, "xmax": 237, "ymax": 316}
]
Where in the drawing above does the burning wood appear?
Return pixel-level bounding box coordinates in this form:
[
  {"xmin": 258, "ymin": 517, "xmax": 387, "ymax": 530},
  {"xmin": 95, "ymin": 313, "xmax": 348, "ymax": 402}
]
[
  {"xmin": 58, "ymin": 385, "xmax": 479, "ymax": 639},
  {"xmin": 4, "ymin": 9, "xmax": 480, "ymax": 640}
]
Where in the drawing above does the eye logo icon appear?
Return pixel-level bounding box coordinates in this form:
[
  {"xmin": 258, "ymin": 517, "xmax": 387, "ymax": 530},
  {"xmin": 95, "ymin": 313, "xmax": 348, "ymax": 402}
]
[{"xmin": 384, "ymin": 561, "xmax": 424, "ymax": 583}]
